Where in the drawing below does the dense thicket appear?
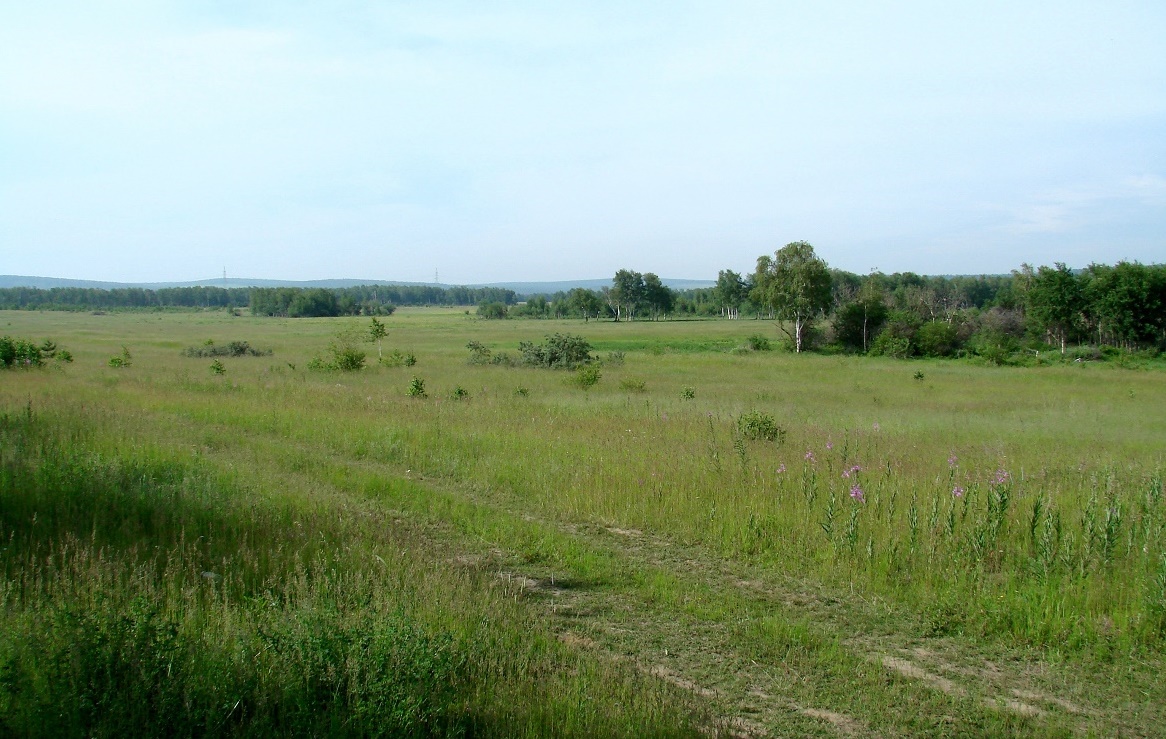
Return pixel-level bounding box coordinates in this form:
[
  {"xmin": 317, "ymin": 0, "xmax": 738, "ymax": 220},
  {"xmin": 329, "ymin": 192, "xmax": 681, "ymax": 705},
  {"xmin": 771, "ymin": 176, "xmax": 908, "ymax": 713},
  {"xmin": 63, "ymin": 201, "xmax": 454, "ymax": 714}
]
[{"xmin": 0, "ymin": 284, "xmax": 518, "ymax": 315}]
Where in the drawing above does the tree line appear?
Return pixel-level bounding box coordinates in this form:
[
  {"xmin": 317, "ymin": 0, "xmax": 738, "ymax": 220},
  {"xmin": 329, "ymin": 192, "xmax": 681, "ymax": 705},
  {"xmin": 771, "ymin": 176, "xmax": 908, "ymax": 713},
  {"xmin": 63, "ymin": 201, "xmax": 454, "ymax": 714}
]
[
  {"xmin": 507, "ymin": 245, "xmax": 1163, "ymax": 359},
  {"xmin": 0, "ymin": 284, "xmax": 518, "ymax": 316}
]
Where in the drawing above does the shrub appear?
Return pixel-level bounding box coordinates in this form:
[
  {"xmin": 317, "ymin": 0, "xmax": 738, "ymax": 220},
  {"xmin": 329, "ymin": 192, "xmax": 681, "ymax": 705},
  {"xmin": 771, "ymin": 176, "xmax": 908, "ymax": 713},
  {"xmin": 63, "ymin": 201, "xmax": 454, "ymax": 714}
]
[
  {"xmin": 0, "ymin": 336, "xmax": 46, "ymax": 368},
  {"xmin": 182, "ymin": 340, "xmax": 271, "ymax": 358},
  {"xmin": 570, "ymin": 365, "xmax": 601, "ymax": 390},
  {"xmin": 604, "ymin": 351, "xmax": 625, "ymax": 366},
  {"xmin": 680, "ymin": 386, "xmax": 696, "ymax": 400},
  {"xmin": 466, "ymin": 341, "xmax": 492, "ymax": 365},
  {"xmin": 108, "ymin": 346, "xmax": 132, "ymax": 368},
  {"xmin": 210, "ymin": 360, "xmax": 226, "ymax": 375},
  {"xmin": 513, "ymin": 386, "xmax": 529, "ymax": 397},
  {"xmin": 380, "ymin": 350, "xmax": 417, "ymax": 368},
  {"xmin": 618, "ymin": 377, "xmax": 646, "ymax": 392},
  {"xmin": 309, "ymin": 339, "xmax": 366, "ymax": 371},
  {"xmin": 747, "ymin": 334, "xmax": 771, "ymax": 351},
  {"xmin": 916, "ymin": 321, "xmax": 959, "ymax": 357},
  {"xmin": 519, "ymin": 334, "xmax": 594, "ymax": 369},
  {"xmin": 333, "ymin": 346, "xmax": 366, "ymax": 372},
  {"xmin": 870, "ymin": 333, "xmax": 912, "ymax": 359},
  {"xmin": 737, "ymin": 410, "xmax": 785, "ymax": 443},
  {"xmin": 449, "ymin": 385, "xmax": 469, "ymax": 400},
  {"xmin": 477, "ymin": 302, "xmax": 508, "ymax": 319},
  {"xmin": 407, "ymin": 376, "xmax": 427, "ymax": 398}
]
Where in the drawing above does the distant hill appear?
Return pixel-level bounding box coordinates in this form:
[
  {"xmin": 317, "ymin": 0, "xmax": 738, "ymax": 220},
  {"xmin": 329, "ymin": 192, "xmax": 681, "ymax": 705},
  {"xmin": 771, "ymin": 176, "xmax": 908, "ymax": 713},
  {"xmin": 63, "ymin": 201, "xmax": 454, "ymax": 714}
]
[{"xmin": 0, "ymin": 275, "xmax": 716, "ymax": 295}]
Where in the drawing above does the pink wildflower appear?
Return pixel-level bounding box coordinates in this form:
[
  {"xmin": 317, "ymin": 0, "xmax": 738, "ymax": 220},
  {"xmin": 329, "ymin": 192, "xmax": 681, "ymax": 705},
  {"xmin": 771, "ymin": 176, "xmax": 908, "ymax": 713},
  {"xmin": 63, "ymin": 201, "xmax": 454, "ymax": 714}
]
[
  {"xmin": 826, "ymin": 441, "xmax": 834, "ymax": 450},
  {"xmin": 952, "ymin": 485, "xmax": 965, "ymax": 498},
  {"xmin": 776, "ymin": 463, "xmax": 786, "ymax": 474},
  {"xmin": 805, "ymin": 450, "xmax": 816, "ymax": 462},
  {"xmin": 948, "ymin": 454, "xmax": 958, "ymax": 468},
  {"xmin": 849, "ymin": 485, "xmax": 865, "ymax": 503}
]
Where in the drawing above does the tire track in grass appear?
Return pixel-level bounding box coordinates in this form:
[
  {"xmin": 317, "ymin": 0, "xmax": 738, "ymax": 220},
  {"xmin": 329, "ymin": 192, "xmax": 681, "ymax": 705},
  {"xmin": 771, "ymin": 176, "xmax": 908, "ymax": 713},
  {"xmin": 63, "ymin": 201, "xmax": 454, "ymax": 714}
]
[{"xmin": 128, "ymin": 402, "xmax": 1147, "ymax": 736}]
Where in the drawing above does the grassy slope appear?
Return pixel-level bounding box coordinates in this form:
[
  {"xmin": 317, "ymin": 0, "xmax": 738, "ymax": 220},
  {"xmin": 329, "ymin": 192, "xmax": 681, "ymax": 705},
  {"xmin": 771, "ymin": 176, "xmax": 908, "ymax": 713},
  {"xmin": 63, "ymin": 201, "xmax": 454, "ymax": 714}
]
[{"xmin": 2, "ymin": 308, "xmax": 1164, "ymax": 736}]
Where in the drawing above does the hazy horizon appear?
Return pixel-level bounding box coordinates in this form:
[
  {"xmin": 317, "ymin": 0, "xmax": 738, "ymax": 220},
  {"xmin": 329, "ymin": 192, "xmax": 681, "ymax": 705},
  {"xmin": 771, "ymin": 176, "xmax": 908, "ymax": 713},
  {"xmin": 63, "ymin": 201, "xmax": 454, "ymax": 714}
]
[{"xmin": 2, "ymin": 2, "xmax": 1163, "ymax": 284}]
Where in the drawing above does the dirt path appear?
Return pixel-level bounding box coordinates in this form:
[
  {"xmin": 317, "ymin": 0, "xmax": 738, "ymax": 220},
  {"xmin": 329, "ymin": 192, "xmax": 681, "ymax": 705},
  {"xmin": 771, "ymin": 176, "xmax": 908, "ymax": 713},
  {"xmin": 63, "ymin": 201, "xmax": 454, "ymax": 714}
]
[
  {"xmin": 448, "ymin": 509, "xmax": 1161, "ymax": 737},
  {"xmin": 177, "ymin": 410, "xmax": 1164, "ymax": 737}
]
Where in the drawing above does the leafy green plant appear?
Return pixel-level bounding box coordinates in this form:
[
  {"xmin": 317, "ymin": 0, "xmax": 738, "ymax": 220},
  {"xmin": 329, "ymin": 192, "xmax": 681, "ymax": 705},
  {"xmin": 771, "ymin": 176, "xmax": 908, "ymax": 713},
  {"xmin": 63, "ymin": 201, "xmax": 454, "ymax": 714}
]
[
  {"xmin": 108, "ymin": 346, "xmax": 132, "ymax": 368},
  {"xmin": 570, "ymin": 365, "xmax": 601, "ymax": 390},
  {"xmin": 449, "ymin": 385, "xmax": 469, "ymax": 400},
  {"xmin": 310, "ymin": 334, "xmax": 366, "ymax": 371},
  {"xmin": 407, "ymin": 376, "xmax": 427, "ymax": 398},
  {"xmin": 379, "ymin": 350, "xmax": 416, "ymax": 368},
  {"xmin": 680, "ymin": 386, "xmax": 696, "ymax": 400},
  {"xmin": 520, "ymin": 334, "xmax": 595, "ymax": 369},
  {"xmin": 466, "ymin": 341, "xmax": 492, "ymax": 365},
  {"xmin": 183, "ymin": 340, "xmax": 271, "ymax": 358},
  {"xmin": 747, "ymin": 334, "xmax": 771, "ymax": 351},
  {"xmin": 736, "ymin": 410, "xmax": 785, "ymax": 443},
  {"xmin": 1, "ymin": 336, "xmax": 47, "ymax": 368},
  {"xmin": 619, "ymin": 377, "xmax": 646, "ymax": 392},
  {"xmin": 210, "ymin": 360, "xmax": 226, "ymax": 375}
]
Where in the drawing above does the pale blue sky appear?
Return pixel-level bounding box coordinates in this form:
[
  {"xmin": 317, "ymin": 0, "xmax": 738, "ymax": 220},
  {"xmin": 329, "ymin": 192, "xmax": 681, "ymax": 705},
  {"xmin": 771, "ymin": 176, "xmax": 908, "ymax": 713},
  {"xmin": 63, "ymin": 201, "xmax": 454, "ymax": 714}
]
[{"xmin": 2, "ymin": 1, "xmax": 1163, "ymax": 284}]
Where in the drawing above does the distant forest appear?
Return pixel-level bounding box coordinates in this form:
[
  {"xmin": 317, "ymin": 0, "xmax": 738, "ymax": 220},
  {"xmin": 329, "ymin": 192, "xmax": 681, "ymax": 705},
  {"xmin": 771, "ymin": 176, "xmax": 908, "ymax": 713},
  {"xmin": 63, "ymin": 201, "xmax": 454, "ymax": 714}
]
[
  {"xmin": 0, "ymin": 284, "xmax": 518, "ymax": 314},
  {"xmin": 2, "ymin": 256, "xmax": 1163, "ymax": 357}
]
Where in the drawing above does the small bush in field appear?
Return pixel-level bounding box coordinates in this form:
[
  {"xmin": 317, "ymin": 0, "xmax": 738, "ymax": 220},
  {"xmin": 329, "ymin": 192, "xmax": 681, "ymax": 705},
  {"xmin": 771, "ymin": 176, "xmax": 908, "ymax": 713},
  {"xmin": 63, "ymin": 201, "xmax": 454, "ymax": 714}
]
[
  {"xmin": 520, "ymin": 334, "xmax": 594, "ymax": 369},
  {"xmin": 182, "ymin": 340, "xmax": 271, "ymax": 358},
  {"xmin": 380, "ymin": 350, "xmax": 416, "ymax": 368},
  {"xmin": 570, "ymin": 365, "xmax": 601, "ymax": 390},
  {"xmin": 680, "ymin": 386, "xmax": 695, "ymax": 400},
  {"xmin": 450, "ymin": 385, "xmax": 469, "ymax": 400},
  {"xmin": 737, "ymin": 410, "xmax": 785, "ymax": 443},
  {"xmin": 747, "ymin": 334, "xmax": 771, "ymax": 351},
  {"xmin": 407, "ymin": 376, "xmax": 427, "ymax": 398},
  {"xmin": 619, "ymin": 377, "xmax": 646, "ymax": 392},
  {"xmin": 108, "ymin": 346, "xmax": 132, "ymax": 368},
  {"xmin": 210, "ymin": 360, "xmax": 226, "ymax": 375},
  {"xmin": 1, "ymin": 336, "xmax": 49, "ymax": 368}
]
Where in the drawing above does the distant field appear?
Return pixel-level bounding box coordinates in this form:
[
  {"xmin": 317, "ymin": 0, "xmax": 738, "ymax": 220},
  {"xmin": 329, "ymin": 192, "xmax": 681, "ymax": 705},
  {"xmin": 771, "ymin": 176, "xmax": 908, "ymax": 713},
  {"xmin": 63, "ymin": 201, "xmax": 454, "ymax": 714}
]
[{"xmin": 2, "ymin": 308, "xmax": 1164, "ymax": 737}]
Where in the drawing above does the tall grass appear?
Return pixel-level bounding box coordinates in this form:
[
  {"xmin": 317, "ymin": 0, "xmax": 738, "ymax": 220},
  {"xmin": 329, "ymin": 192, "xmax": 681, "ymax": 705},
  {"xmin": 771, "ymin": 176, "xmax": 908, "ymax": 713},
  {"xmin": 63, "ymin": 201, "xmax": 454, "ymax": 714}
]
[
  {"xmin": 0, "ymin": 405, "xmax": 704, "ymax": 737},
  {"xmin": 2, "ymin": 307, "xmax": 1164, "ymax": 672}
]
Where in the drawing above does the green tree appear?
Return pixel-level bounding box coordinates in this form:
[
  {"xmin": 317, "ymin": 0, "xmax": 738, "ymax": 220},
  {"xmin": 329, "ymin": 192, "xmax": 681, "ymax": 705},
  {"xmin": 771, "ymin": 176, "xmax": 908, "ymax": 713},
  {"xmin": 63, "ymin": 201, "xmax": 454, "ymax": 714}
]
[
  {"xmin": 642, "ymin": 273, "xmax": 674, "ymax": 320},
  {"xmin": 1026, "ymin": 263, "xmax": 1084, "ymax": 354},
  {"xmin": 566, "ymin": 288, "xmax": 604, "ymax": 321},
  {"xmin": 833, "ymin": 281, "xmax": 888, "ymax": 353},
  {"xmin": 611, "ymin": 269, "xmax": 645, "ymax": 321},
  {"xmin": 751, "ymin": 241, "xmax": 833, "ymax": 353},
  {"xmin": 714, "ymin": 270, "xmax": 748, "ymax": 319}
]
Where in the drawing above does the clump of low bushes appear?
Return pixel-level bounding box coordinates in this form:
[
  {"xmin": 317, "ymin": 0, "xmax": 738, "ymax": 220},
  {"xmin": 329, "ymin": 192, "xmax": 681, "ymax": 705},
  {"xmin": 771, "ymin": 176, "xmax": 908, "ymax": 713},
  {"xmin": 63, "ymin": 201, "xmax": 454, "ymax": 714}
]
[
  {"xmin": 1, "ymin": 337, "xmax": 71, "ymax": 368},
  {"xmin": 182, "ymin": 340, "xmax": 272, "ymax": 358}
]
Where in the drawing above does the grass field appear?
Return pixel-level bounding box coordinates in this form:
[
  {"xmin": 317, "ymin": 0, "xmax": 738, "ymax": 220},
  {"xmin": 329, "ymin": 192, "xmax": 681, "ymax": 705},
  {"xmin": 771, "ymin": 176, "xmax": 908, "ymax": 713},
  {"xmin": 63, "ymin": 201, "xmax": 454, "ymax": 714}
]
[{"xmin": 2, "ymin": 307, "xmax": 1164, "ymax": 736}]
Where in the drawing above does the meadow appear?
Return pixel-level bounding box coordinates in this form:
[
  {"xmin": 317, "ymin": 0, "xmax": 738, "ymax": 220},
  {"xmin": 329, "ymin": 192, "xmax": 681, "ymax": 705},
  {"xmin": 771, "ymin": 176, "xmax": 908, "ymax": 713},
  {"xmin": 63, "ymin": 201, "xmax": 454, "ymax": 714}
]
[{"xmin": 2, "ymin": 307, "xmax": 1164, "ymax": 737}]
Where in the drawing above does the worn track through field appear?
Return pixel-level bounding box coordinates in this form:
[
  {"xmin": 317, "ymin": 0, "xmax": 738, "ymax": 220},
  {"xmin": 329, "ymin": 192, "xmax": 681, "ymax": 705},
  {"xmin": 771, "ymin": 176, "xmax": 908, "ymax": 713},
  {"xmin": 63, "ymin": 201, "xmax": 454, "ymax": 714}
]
[{"xmin": 162, "ymin": 404, "xmax": 1166, "ymax": 736}]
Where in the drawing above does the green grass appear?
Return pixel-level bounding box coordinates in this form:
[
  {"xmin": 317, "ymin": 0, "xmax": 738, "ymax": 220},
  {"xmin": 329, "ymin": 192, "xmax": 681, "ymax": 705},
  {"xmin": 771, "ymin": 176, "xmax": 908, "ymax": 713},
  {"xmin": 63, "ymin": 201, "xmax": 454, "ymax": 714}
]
[{"xmin": 2, "ymin": 307, "xmax": 1164, "ymax": 735}]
